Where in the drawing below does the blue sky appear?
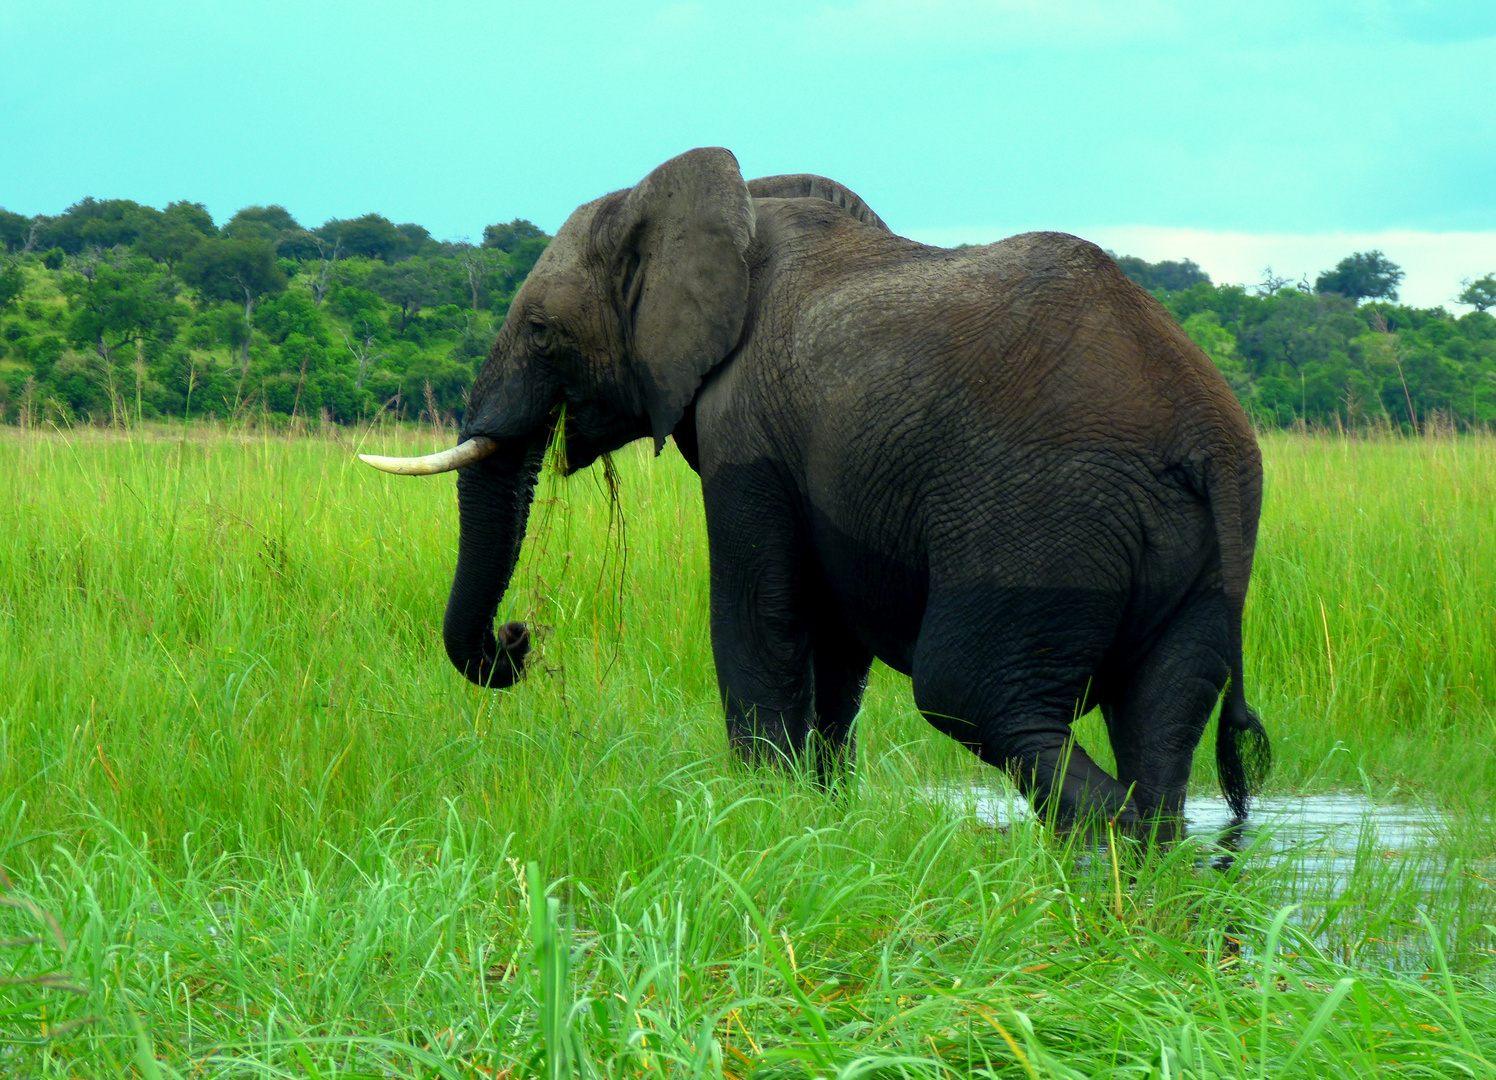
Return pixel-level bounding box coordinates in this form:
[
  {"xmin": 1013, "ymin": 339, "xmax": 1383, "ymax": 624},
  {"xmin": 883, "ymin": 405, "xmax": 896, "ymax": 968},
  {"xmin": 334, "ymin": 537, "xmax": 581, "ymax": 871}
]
[{"xmin": 3, "ymin": 1, "xmax": 1493, "ymax": 304}]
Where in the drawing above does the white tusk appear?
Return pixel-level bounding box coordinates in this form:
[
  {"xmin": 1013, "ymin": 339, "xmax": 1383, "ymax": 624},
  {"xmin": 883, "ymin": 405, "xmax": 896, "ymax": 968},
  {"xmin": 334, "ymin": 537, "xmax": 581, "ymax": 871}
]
[{"xmin": 358, "ymin": 436, "xmax": 498, "ymax": 476}]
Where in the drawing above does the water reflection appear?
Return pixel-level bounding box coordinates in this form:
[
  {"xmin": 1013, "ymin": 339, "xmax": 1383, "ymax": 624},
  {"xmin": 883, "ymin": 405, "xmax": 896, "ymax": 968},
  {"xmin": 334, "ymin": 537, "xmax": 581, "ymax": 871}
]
[
  {"xmin": 941, "ymin": 786, "xmax": 1444, "ymax": 886},
  {"xmin": 951, "ymin": 788, "xmax": 1432, "ymax": 838},
  {"xmin": 936, "ymin": 785, "xmax": 1484, "ymax": 966},
  {"xmin": 1187, "ymin": 794, "xmax": 1441, "ymax": 881}
]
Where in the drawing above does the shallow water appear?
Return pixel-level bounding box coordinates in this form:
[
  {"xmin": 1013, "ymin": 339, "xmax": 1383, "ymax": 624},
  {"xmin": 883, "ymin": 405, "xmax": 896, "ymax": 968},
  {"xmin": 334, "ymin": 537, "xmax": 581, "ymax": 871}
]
[
  {"xmin": 940, "ymin": 786, "xmax": 1446, "ymax": 891},
  {"xmin": 947, "ymin": 786, "xmax": 1439, "ymax": 844},
  {"xmin": 936, "ymin": 785, "xmax": 1486, "ymax": 966}
]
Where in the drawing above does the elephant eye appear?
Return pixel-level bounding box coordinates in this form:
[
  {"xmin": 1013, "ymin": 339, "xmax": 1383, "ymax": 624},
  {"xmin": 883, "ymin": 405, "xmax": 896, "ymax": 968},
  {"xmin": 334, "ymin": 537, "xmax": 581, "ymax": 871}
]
[{"xmin": 527, "ymin": 318, "xmax": 551, "ymax": 347}]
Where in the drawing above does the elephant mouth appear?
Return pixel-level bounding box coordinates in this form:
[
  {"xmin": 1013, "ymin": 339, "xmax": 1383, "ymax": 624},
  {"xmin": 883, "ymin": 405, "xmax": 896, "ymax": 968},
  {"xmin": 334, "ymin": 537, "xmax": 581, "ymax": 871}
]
[{"xmin": 538, "ymin": 399, "xmax": 653, "ymax": 476}]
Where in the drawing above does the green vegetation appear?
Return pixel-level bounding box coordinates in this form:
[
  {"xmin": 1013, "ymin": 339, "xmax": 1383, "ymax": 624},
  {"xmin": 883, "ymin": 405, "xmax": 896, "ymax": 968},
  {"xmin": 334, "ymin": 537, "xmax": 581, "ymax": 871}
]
[
  {"xmin": 6, "ymin": 197, "xmax": 1496, "ymax": 439},
  {"xmin": 1116, "ymin": 252, "xmax": 1496, "ymax": 431},
  {"xmin": 0, "ymin": 199, "xmax": 549, "ymax": 429},
  {"xmin": 1457, "ymin": 274, "xmax": 1496, "ymax": 313},
  {"xmin": 2, "ymin": 425, "xmax": 1493, "ymax": 1076}
]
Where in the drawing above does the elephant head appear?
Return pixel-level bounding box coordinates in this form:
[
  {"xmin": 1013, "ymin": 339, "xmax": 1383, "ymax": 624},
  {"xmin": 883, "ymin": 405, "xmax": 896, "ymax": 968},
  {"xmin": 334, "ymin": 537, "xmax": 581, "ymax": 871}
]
[{"xmin": 360, "ymin": 147, "xmax": 757, "ymax": 687}]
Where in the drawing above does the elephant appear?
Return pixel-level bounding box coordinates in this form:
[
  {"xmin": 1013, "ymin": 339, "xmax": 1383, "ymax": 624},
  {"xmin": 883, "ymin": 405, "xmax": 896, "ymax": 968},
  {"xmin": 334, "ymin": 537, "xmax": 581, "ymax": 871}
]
[{"xmin": 362, "ymin": 147, "xmax": 1271, "ymax": 831}]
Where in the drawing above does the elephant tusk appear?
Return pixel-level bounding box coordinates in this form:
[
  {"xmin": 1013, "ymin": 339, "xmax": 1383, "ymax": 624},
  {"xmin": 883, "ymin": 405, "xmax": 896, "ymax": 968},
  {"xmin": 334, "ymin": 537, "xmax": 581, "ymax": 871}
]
[{"xmin": 358, "ymin": 436, "xmax": 498, "ymax": 476}]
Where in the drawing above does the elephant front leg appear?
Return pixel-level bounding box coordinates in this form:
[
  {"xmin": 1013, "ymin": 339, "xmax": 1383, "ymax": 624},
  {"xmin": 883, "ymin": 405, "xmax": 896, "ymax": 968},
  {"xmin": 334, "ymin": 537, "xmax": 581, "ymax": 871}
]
[
  {"xmin": 711, "ymin": 585, "xmax": 815, "ymax": 769},
  {"xmin": 705, "ymin": 492, "xmax": 816, "ymax": 770}
]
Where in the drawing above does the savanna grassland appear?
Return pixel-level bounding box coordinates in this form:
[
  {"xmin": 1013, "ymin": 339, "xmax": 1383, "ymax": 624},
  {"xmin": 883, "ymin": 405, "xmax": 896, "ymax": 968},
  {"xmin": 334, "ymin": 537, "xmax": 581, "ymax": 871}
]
[{"xmin": 2, "ymin": 424, "xmax": 1494, "ymax": 1078}]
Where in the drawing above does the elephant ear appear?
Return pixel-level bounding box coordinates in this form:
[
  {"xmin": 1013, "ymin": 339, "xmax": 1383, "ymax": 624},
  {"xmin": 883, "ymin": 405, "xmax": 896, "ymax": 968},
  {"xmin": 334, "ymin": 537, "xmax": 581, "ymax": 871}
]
[
  {"xmin": 615, "ymin": 147, "xmax": 756, "ymax": 451},
  {"xmin": 746, "ymin": 173, "xmax": 890, "ymax": 233}
]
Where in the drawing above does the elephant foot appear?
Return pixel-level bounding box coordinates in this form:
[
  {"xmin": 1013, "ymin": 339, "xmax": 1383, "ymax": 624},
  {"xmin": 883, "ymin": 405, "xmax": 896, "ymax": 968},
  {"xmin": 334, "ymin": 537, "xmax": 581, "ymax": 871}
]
[{"xmin": 1015, "ymin": 744, "xmax": 1138, "ymax": 830}]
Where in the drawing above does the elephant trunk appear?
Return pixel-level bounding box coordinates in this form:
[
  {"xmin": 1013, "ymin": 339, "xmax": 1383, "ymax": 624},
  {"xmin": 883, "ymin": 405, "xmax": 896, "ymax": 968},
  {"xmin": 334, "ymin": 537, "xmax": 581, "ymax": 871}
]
[{"xmin": 443, "ymin": 437, "xmax": 547, "ymax": 687}]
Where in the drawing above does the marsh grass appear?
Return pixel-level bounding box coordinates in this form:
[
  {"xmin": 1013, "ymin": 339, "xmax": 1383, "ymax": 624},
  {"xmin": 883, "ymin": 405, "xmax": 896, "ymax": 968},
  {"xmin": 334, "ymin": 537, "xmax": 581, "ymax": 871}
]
[{"xmin": 1, "ymin": 423, "xmax": 1494, "ymax": 1077}]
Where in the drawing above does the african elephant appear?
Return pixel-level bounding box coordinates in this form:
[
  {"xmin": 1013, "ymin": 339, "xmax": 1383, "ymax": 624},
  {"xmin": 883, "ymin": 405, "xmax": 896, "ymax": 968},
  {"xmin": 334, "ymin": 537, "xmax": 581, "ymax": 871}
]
[{"xmin": 362, "ymin": 147, "xmax": 1271, "ymax": 829}]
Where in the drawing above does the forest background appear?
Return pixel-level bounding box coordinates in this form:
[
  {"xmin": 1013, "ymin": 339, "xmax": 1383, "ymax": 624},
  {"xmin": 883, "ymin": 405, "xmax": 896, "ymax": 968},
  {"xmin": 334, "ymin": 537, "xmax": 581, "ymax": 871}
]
[{"xmin": 2, "ymin": 195, "xmax": 1495, "ymax": 431}]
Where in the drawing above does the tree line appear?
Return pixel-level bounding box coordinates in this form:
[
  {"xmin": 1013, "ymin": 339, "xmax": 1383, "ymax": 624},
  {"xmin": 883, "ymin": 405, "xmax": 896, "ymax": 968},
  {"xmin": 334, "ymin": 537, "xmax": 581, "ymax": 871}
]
[
  {"xmin": 2, "ymin": 195, "xmax": 1495, "ymax": 431},
  {"xmin": 1113, "ymin": 251, "xmax": 1496, "ymax": 430},
  {"xmin": 0, "ymin": 197, "xmax": 550, "ymax": 426}
]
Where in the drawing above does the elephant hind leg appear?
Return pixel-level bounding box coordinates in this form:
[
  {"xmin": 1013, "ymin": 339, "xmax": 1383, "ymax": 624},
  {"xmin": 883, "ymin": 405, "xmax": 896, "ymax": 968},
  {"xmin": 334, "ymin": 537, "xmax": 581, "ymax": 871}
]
[
  {"xmin": 910, "ymin": 585, "xmax": 1135, "ymax": 826},
  {"xmin": 808, "ymin": 601, "xmax": 874, "ymax": 788},
  {"xmin": 1101, "ymin": 587, "xmax": 1231, "ymax": 835}
]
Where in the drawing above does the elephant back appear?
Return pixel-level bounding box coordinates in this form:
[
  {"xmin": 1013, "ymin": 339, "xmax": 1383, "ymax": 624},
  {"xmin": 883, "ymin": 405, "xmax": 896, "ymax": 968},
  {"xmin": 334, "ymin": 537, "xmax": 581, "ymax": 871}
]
[{"xmin": 747, "ymin": 174, "xmax": 890, "ymax": 233}]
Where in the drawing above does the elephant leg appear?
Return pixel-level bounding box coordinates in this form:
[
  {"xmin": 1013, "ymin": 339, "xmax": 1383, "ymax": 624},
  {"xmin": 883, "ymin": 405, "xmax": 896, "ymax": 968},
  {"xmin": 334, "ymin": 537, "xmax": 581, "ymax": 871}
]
[
  {"xmin": 808, "ymin": 602, "xmax": 874, "ymax": 787},
  {"xmin": 705, "ymin": 485, "xmax": 815, "ymax": 769},
  {"xmin": 911, "ymin": 585, "xmax": 1136, "ymax": 827},
  {"xmin": 1101, "ymin": 588, "xmax": 1231, "ymax": 838}
]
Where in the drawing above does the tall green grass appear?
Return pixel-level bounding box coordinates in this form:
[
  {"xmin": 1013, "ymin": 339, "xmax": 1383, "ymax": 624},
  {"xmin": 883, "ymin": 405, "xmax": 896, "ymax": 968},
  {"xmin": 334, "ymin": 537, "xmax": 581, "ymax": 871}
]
[
  {"xmin": 1, "ymin": 424, "xmax": 1494, "ymax": 1077},
  {"xmin": 1247, "ymin": 436, "xmax": 1496, "ymax": 802}
]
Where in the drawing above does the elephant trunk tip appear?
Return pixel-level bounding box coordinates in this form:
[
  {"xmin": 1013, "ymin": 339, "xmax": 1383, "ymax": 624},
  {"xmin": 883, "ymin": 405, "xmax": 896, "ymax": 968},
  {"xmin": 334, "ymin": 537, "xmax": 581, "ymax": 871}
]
[{"xmin": 447, "ymin": 620, "xmax": 531, "ymax": 689}]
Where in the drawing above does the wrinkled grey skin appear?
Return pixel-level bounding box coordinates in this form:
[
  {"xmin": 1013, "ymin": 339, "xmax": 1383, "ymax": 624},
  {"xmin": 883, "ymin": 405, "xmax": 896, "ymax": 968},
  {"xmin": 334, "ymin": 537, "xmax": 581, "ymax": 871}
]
[{"xmin": 442, "ymin": 147, "xmax": 1270, "ymax": 832}]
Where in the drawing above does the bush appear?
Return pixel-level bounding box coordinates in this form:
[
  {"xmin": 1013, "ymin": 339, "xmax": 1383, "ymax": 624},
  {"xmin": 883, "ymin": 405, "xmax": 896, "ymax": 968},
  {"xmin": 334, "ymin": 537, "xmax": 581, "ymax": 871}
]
[
  {"xmin": 262, "ymin": 372, "xmax": 322, "ymax": 415},
  {"xmin": 316, "ymin": 371, "xmax": 369, "ymax": 423},
  {"xmin": 256, "ymin": 290, "xmax": 327, "ymax": 345}
]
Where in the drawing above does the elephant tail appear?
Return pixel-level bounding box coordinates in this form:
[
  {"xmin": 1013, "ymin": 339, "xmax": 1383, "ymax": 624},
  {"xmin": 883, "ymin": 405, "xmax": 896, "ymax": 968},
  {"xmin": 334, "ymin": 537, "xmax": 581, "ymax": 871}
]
[{"xmin": 1207, "ymin": 453, "xmax": 1271, "ymax": 821}]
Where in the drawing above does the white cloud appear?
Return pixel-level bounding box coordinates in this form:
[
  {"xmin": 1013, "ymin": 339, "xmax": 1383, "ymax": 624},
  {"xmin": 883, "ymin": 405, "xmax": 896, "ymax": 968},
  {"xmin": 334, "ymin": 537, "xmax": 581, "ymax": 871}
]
[{"xmin": 901, "ymin": 225, "xmax": 1496, "ymax": 310}]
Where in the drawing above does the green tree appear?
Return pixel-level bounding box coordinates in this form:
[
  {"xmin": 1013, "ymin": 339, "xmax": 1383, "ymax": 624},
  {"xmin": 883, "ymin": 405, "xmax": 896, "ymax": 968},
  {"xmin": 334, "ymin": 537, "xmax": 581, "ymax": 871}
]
[
  {"xmin": 38, "ymin": 197, "xmax": 156, "ymax": 253},
  {"xmin": 404, "ymin": 354, "xmax": 476, "ymax": 416},
  {"xmin": 501, "ymin": 235, "xmax": 549, "ymax": 296},
  {"xmin": 0, "ymin": 209, "xmax": 32, "ymax": 253},
  {"xmin": 274, "ymin": 230, "xmax": 320, "ymax": 261},
  {"xmin": 482, "ymin": 218, "xmax": 546, "ymax": 253},
  {"xmin": 327, "ymin": 284, "xmax": 387, "ymax": 338},
  {"xmin": 453, "ymin": 245, "xmax": 502, "ymax": 310},
  {"xmin": 185, "ymin": 304, "xmax": 250, "ymax": 358},
  {"xmin": 1113, "ymin": 254, "xmax": 1211, "ymax": 292},
  {"xmin": 164, "ymin": 200, "xmax": 216, "ymax": 236},
  {"xmin": 1457, "ymin": 274, "xmax": 1496, "ymax": 313},
  {"xmin": 180, "ymin": 238, "xmax": 287, "ymax": 367},
  {"xmin": 323, "ymin": 214, "xmax": 404, "ymax": 262},
  {"xmin": 1315, "ymin": 251, "xmax": 1404, "ymax": 302},
  {"xmin": 0, "ymin": 260, "xmax": 24, "ymax": 315},
  {"xmin": 367, "ymin": 259, "xmax": 441, "ymax": 334},
  {"xmin": 395, "ymin": 222, "xmax": 447, "ymax": 258},
  {"xmin": 223, "ymin": 205, "xmax": 301, "ymax": 242},
  {"xmin": 327, "ymin": 284, "xmax": 390, "ymax": 389},
  {"xmin": 254, "ymin": 289, "xmax": 327, "ymax": 344},
  {"xmin": 316, "ymin": 370, "xmax": 370, "ymax": 421},
  {"xmin": 135, "ymin": 213, "xmax": 206, "ymax": 273},
  {"xmin": 1180, "ymin": 310, "xmax": 1245, "ymax": 384},
  {"xmin": 278, "ymin": 332, "xmax": 329, "ymax": 374},
  {"xmin": 275, "ymin": 230, "xmax": 345, "ymax": 305},
  {"xmin": 64, "ymin": 258, "xmax": 185, "ymax": 423},
  {"xmin": 337, "ymin": 327, "xmax": 389, "ymax": 391},
  {"xmin": 1235, "ymin": 290, "xmax": 1363, "ymax": 378},
  {"xmin": 450, "ymin": 310, "xmax": 494, "ymax": 362},
  {"xmin": 261, "ymin": 371, "xmax": 322, "ymax": 416}
]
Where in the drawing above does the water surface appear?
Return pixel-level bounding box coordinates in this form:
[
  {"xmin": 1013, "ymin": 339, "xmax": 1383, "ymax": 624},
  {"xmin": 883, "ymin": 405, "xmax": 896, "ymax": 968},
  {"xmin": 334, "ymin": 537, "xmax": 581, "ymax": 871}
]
[{"xmin": 939, "ymin": 785, "xmax": 1447, "ymax": 890}]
